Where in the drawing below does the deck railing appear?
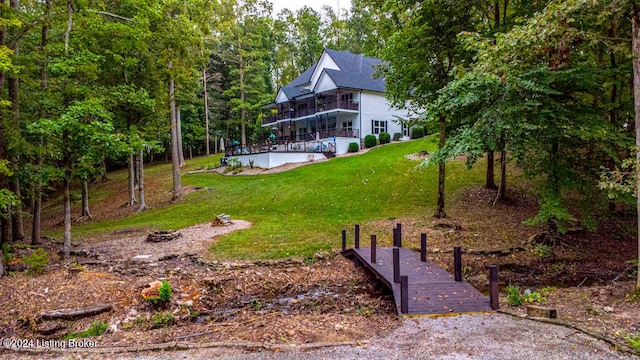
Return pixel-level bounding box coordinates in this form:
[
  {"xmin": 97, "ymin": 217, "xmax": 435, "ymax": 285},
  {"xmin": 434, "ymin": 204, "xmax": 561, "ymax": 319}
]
[{"xmin": 264, "ymin": 100, "xmax": 359, "ymax": 124}]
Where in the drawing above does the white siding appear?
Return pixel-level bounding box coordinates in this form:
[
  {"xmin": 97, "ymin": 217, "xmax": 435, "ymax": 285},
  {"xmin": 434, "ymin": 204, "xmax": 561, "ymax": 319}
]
[
  {"xmin": 275, "ymin": 89, "xmax": 289, "ymax": 104},
  {"xmin": 359, "ymin": 91, "xmax": 411, "ymax": 139},
  {"xmin": 314, "ymin": 72, "xmax": 337, "ymax": 93},
  {"xmin": 308, "ymin": 51, "xmax": 340, "ymax": 89},
  {"xmin": 233, "ymin": 152, "xmax": 326, "ymax": 169}
]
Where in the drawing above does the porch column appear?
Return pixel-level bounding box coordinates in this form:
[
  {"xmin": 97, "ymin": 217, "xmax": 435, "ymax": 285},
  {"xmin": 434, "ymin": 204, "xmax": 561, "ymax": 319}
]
[{"xmin": 336, "ymin": 89, "xmax": 340, "ymax": 109}]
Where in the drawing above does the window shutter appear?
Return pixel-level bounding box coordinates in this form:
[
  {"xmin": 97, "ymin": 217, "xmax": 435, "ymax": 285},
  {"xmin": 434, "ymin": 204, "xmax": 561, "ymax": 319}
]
[
  {"xmin": 385, "ymin": 121, "xmax": 388, "ymax": 133},
  {"xmin": 371, "ymin": 119, "xmax": 374, "ymax": 134}
]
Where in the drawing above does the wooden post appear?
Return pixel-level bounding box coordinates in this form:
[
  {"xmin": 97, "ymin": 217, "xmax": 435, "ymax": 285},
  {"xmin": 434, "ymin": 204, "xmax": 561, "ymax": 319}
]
[
  {"xmin": 355, "ymin": 224, "xmax": 360, "ymax": 249},
  {"xmin": 341, "ymin": 230, "xmax": 346, "ymax": 251},
  {"xmin": 401, "ymin": 275, "xmax": 409, "ymax": 314},
  {"xmin": 392, "ymin": 226, "xmax": 398, "ymax": 247},
  {"xmin": 371, "ymin": 234, "xmax": 377, "ymax": 264},
  {"xmin": 420, "ymin": 233, "xmax": 427, "ymax": 262},
  {"xmin": 393, "ymin": 247, "xmax": 400, "ymax": 283},
  {"xmin": 454, "ymin": 246, "xmax": 462, "ymax": 282},
  {"xmin": 489, "ymin": 265, "xmax": 499, "ymax": 310},
  {"xmin": 396, "ymin": 223, "xmax": 402, "ymax": 247}
]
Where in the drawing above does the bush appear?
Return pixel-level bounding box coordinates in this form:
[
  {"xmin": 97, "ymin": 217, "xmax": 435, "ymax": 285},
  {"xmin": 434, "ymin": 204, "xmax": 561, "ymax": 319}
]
[
  {"xmin": 65, "ymin": 321, "xmax": 108, "ymax": 339},
  {"xmin": 348, "ymin": 142, "xmax": 359, "ymax": 152},
  {"xmin": 23, "ymin": 248, "xmax": 49, "ymax": 275},
  {"xmin": 159, "ymin": 281, "xmax": 173, "ymax": 302},
  {"xmin": 505, "ymin": 285, "xmax": 524, "ymax": 306},
  {"xmin": 364, "ymin": 135, "xmax": 377, "ymax": 148},
  {"xmin": 411, "ymin": 127, "xmax": 424, "ymax": 139},
  {"xmin": 153, "ymin": 311, "xmax": 175, "ymax": 328},
  {"xmin": 392, "ymin": 132, "xmax": 402, "ymax": 141},
  {"xmin": 379, "ymin": 132, "xmax": 391, "ymax": 144}
]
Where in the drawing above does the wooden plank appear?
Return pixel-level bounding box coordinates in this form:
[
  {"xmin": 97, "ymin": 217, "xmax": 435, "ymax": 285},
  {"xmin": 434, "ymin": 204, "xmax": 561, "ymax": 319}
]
[
  {"xmin": 345, "ymin": 245, "xmax": 493, "ymax": 315},
  {"xmin": 527, "ymin": 305, "xmax": 557, "ymax": 319}
]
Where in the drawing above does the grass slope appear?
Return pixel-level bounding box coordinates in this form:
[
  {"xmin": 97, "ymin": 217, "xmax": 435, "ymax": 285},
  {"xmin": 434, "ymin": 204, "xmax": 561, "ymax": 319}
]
[{"xmin": 63, "ymin": 137, "xmax": 486, "ymax": 260}]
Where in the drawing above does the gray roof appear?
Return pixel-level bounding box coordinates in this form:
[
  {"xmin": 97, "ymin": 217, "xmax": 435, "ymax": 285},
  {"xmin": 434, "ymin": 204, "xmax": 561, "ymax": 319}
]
[
  {"xmin": 283, "ymin": 49, "xmax": 385, "ymax": 97},
  {"xmin": 280, "ymin": 86, "xmax": 312, "ymax": 99}
]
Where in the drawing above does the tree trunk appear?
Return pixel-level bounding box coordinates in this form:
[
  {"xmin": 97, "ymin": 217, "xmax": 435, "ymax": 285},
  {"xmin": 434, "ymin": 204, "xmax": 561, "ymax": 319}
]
[
  {"xmin": 32, "ymin": 0, "xmax": 50, "ymax": 246},
  {"xmin": 239, "ymin": 39, "xmax": 247, "ymax": 147},
  {"xmin": 203, "ymin": 67, "xmax": 210, "ymax": 156},
  {"xmin": 177, "ymin": 103, "xmax": 185, "ymax": 166},
  {"xmin": 81, "ymin": 180, "xmax": 91, "ymax": 219},
  {"xmin": 63, "ymin": 176, "xmax": 71, "ymax": 260},
  {"xmin": 497, "ymin": 149, "xmax": 507, "ymax": 202},
  {"xmin": 169, "ymin": 65, "xmax": 182, "ymax": 201},
  {"xmin": 8, "ymin": 0, "xmax": 22, "ymax": 242},
  {"xmin": 485, "ymin": 150, "xmax": 497, "ymax": 190},
  {"xmin": 137, "ymin": 148, "xmax": 146, "ymax": 212},
  {"xmin": 0, "ymin": 0, "xmax": 7, "ymax": 245},
  {"xmin": 631, "ymin": 2, "xmax": 640, "ymax": 288},
  {"xmin": 127, "ymin": 153, "xmax": 136, "ymax": 206},
  {"xmin": 31, "ymin": 190, "xmax": 41, "ymax": 245},
  {"xmin": 434, "ymin": 116, "xmax": 447, "ymax": 218}
]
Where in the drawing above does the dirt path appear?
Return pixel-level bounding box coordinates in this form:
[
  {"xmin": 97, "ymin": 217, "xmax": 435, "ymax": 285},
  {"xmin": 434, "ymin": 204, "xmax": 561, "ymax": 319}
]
[{"xmin": 74, "ymin": 221, "xmax": 252, "ymax": 262}]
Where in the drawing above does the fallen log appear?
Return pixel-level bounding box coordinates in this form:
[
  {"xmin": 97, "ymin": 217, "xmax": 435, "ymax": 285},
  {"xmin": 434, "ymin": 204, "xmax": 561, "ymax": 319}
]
[{"xmin": 40, "ymin": 304, "xmax": 113, "ymax": 320}]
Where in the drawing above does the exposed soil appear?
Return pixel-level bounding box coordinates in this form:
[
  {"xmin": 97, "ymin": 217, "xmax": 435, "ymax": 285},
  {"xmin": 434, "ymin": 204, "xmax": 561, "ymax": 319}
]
[{"xmin": 3, "ymin": 152, "xmax": 639, "ymax": 354}]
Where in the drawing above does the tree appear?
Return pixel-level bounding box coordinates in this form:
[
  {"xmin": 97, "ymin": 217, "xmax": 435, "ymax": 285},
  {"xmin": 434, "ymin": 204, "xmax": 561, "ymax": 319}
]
[{"xmin": 377, "ymin": 0, "xmax": 475, "ymax": 218}]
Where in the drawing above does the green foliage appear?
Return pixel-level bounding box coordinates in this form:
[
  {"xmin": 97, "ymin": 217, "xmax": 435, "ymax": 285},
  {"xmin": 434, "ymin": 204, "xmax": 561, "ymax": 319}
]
[
  {"xmin": 23, "ymin": 248, "xmax": 49, "ymax": 275},
  {"xmin": 2, "ymin": 243, "xmax": 11, "ymax": 263},
  {"xmin": 224, "ymin": 158, "xmax": 242, "ymax": 174},
  {"xmin": 505, "ymin": 285, "xmax": 547, "ymax": 306},
  {"xmin": 533, "ymin": 245, "xmax": 551, "ymax": 258},
  {"xmin": 250, "ymin": 299, "xmax": 263, "ymax": 311},
  {"xmin": 411, "ymin": 128, "xmax": 424, "ymax": 139},
  {"xmin": 626, "ymin": 332, "xmax": 640, "ymax": 352},
  {"xmin": 378, "ymin": 132, "xmax": 391, "ymax": 144},
  {"xmin": 505, "ymin": 285, "xmax": 524, "ymax": 306},
  {"xmin": 627, "ymin": 287, "xmax": 640, "ymax": 305},
  {"xmin": 152, "ymin": 311, "xmax": 175, "ymax": 328},
  {"xmin": 392, "ymin": 133, "xmax": 402, "ymax": 141},
  {"xmin": 364, "ymin": 135, "xmax": 377, "ymax": 148},
  {"xmin": 65, "ymin": 321, "xmax": 108, "ymax": 339},
  {"xmin": 348, "ymin": 142, "xmax": 359, "ymax": 152},
  {"xmin": 159, "ymin": 281, "xmax": 173, "ymax": 302}
]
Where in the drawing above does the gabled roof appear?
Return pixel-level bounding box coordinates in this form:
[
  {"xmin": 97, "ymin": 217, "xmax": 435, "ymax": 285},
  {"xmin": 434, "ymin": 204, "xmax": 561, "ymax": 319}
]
[
  {"xmin": 280, "ymin": 86, "xmax": 312, "ymax": 99},
  {"xmin": 284, "ymin": 49, "xmax": 385, "ymax": 94},
  {"xmin": 286, "ymin": 64, "xmax": 317, "ymax": 88}
]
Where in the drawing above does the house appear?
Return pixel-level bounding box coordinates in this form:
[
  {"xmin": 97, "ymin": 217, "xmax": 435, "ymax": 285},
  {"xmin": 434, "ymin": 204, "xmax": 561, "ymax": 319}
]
[{"xmin": 227, "ymin": 49, "xmax": 416, "ymax": 168}]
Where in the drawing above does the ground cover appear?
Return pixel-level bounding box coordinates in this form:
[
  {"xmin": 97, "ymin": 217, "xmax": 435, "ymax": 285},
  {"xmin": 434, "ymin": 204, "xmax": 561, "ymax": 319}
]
[{"xmin": 2, "ymin": 137, "xmax": 638, "ymax": 355}]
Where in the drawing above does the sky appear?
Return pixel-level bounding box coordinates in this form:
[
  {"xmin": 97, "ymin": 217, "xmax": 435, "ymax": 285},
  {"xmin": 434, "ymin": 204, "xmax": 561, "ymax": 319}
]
[{"xmin": 270, "ymin": 0, "xmax": 352, "ymax": 15}]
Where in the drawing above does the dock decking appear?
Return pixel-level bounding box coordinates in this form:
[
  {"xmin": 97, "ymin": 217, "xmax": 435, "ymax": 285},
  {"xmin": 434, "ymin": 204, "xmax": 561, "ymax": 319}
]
[{"xmin": 341, "ymin": 225, "xmax": 499, "ymax": 316}]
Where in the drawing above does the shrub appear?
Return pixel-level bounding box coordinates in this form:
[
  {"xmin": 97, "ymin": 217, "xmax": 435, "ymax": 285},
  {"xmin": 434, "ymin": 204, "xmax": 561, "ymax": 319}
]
[
  {"xmin": 364, "ymin": 135, "xmax": 377, "ymax": 148},
  {"xmin": 379, "ymin": 132, "xmax": 391, "ymax": 144},
  {"xmin": 159, "ymin": 281, "xmax": 173, "ymax": 302},
  {"xmin": 505, "ymin": 285, "xmax": 524, "ymax": 306},
  {"xmin": 65, "ymin": 321, "xmax": 108, "ymax": 339},
  {"xmin": 348, "ymin": 142, "xmax": 359, "ymax": 152},
  {"xmin": 392, "ymin": 132, "xmax": 402, "ymax": 141},
  {"xmin": 153, "ymin": 311, "xmax": 175, "ymax": 328},
  {"xmin": 23, "ymin": 248, "xmax": 49, "ymax": 275},
  {"xmin": 411, "ymin": 127, "xmax": 424, "ymax": 139}
]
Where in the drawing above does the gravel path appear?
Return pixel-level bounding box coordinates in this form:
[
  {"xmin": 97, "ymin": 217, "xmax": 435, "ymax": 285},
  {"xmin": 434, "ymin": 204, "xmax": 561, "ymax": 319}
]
[{"xmin": 126, "ymin": 314, "xmax": 636, "ymax": 360}]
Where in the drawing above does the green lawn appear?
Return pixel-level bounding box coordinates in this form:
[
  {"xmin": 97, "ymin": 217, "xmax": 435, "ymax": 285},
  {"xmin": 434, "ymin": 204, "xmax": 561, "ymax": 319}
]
[{"xmin": 65, "ymin": 137, "xmax": 486, "ymax": 260}]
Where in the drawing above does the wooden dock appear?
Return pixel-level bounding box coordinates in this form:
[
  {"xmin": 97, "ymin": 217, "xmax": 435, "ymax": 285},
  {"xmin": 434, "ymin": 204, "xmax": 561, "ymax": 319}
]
[{"xmin": 341, "ymin": 225, "xmax": 499, "ymax": 316}]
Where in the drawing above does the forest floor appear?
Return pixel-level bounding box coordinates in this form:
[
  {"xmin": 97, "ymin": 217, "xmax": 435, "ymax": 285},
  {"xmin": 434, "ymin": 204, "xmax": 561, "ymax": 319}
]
[{"xmin": 1, "ymin": 152, "xmax": 639, "ymax": 356}]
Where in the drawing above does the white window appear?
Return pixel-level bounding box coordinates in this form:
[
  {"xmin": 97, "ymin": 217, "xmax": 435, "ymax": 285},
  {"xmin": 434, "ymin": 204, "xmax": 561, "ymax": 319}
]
[
  {"xmin": 372, "ymin": 120, "xmax": 387, "ymax": 135},
  {"xmin": 342, "ymin": 121, "xmax": 353, "ymax": 131}
]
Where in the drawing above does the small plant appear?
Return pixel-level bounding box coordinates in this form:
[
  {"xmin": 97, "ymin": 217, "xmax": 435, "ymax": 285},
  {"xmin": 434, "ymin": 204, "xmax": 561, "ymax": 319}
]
[
  {"xmin": 364, "ymin": 134, "xmax": 377, "ymax": 148},
  {"xmin": 2, "ymin": 243, "xmax": 12, "ymax": 263},
  {"xmin": 303, "ymin": 257, "xmax": 317, "ymax": 266},
  {"xmin": 533, "ymin": 244, "xmax": 551, "ymax": 258},
  {"xmin": 411, "ymin": 127, "xmax": 424, "ymax": 139},
  {"xmin": 523, "ymin": 291, "xmax": 547, "ymax": 304},
  {"xmin": 462, "ymin": 265, "xmax": 472, "ymax": 275},
  {"xmin": 347, "ymin": 142, "xmax": 359, "ymax": 152},
  {"xmin": 378, "ymin": 132, "xmax": 391, "ymax": 144},
  {"xmin": 249, "ymin": 159, "xmax": 254, "ymax": 169},
  {"xmin": 627, "ymin": 287, "xmax": 640, "ymax": 304},
  {"xmin": 392, "ymin": 132, "xmax": 402, "ymax": 141},
  {"xmin": 23, "ymin": 248, "xmax": 49, "ymax": 275},
  {"xmin": 152, "ymin": 311, "xmax": 175, "ymax": 328},
  {"xmin": 539, "ymin": 286, "xmax": 556, "ymax": 295},
  {"xmin": 505, "ymin": 285, "xmax": 524, "ymax": 306},
  {"xmin": 355, "ymin": 305, "xmax": 372, "ymax": 316},
  {"xmin": 158, "ymin": 281, "xmax": 172, "ymax": 302},
  {"xmin": 65, "ymin": 321, "xmax": 108, "ymax": 339},
  {"xmin": 250, "ymin": 299, "xmax": 263, "ymax": 311},
  {"xmin": 627, "ymin": 332, "xmax": 640, "ymax": 352}
]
